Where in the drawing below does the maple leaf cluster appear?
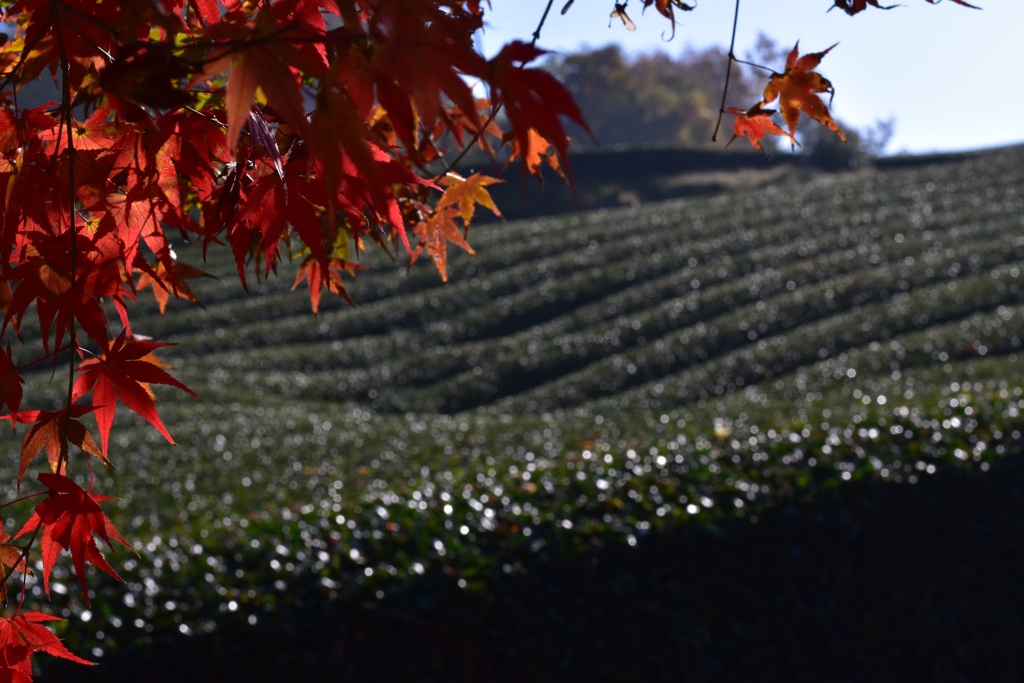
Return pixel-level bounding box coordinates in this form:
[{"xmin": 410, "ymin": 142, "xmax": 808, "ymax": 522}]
[
  {"xmin": 0, "ymin": 0, "xmax": 984, "ymax": 676},
  {"xmin": 724, "ymin": 42, "xmax": 845, "ymax": 155},
  {"xmin": 722, "ymin": 0, "xmax": 979, "ymax": 153},
  {"xmin": 0, "ymin": 0, "xmax": 593, "ymax": 674}
]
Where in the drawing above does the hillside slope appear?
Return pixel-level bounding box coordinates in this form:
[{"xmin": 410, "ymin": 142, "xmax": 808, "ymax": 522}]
[
  {"xmin": 117, "ymin": 144, "xmax": 1024, "ymax": 418},
  {"xmin": 11, "ymin": 144, "xmax": 1024, "ymax": 682}
]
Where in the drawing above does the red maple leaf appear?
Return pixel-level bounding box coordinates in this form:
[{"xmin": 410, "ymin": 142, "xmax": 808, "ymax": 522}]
[
  {"xmin": 832, "ymin": 0, "xmax": 896, "ymax": 13},
  {"xmin": 412, "ymin": 207, "xmax": 475, "ymax": 284},
  {"xmin": 188, "ymin": 0, "xmax": 221, "ymax": 24},
  {"xmin": 308, "ymin": 87, "xmax": 415, "ymax": 253},
  {"xmin": 0, "ymin": 611, "xmax": 93, "ymax": 681},
  {"xmin": 205, "ymin": 0, "xmax": 328, "ymax": 158},
  {"xmin": 762, "ymin": 42, "xmax": 845, "ymax": 148},
  {"xmin": 488, "ymin": 41, "xmax": 593, "ymax": 182},
  {"xmin": 2, "ymin": 612, "xmax": 92, "ymax": 663},
  {"xmin": 2, "ymin": 231, "xmax": 127, "ymax": 356},
  {"xmin": 639, "ymin": 0, "xmax": 695, "ymax": 39},
  {"xmin": 365, "ymin": 1, "xmax": 488, "ymax": 164},
  {"xmin": 0, "ymin": 523, "xmax": 32, "ymax": 606},
  {"xmin": 9, "ymin": 406, "xmax": 104, "ymax": 489},
  {"xmin": 72, "ymin": 330, "xmax": 198, "ymax": 458},
  {"xmin": 291, "ymin": 256, "xmax": 362, "ymax": 316},
  {"xmin": 15, "ymin": 474, "xmax": 136, "ymax": 602}
]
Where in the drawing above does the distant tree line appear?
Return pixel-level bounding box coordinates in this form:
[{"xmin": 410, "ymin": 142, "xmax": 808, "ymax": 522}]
[{"xmin": 542, "ymin": 43, "xmax": 760, "ymax": 149}]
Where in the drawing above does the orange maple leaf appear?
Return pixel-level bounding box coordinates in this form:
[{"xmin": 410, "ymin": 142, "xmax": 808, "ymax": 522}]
[
  {"xmin": 137, "ymin": 259, "xmax": 212, "ymax": 315},
  {"xmin": 412, "ymin": 207, "xmax": 476, "ymax": 284},
  {"xmin": 291, "ymin": 255, "xmax": 362, "ymax": 316},
  {"xmin": 762, "ymin": 42, "xmax": 845, "ymax": 148},
  {"xmin": 15, "ymin": 474, "xmax": 137, "ymax": 603},
  {"xmin": 725, "ymin": 104, "xmax": 787, "ymax": 154},
  {"xmin": 435, "ymin": 172, "xmax": 503, "ymax": 225},
  {"xmin": 504, "ymin": 128, "xmax": 568, "ymax": 186}
]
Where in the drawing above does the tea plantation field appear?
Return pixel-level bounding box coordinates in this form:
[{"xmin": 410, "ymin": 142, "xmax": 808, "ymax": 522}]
[{"xmin": 15, "ymin": 145, "xmax": 1024, "ymax": 681}]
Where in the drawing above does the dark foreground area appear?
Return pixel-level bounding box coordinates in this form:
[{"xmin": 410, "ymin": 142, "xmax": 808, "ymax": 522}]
[{"xmin": 42, "ymin": 449, "xmax": 1024, "ymax": 683}]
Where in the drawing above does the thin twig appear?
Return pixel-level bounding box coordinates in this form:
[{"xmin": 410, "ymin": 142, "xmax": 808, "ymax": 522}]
[
  {"xmin": 731, "ymin": 55, "xmax": 774, "ymax": 74},
  {"xmin": 0, "ymin": 492, "xmax": 49, "ymax": 513},
  {"xmin": 431, "ymin": 108, "xmax": 499, "ymax": 182},
  {"xmin": 531, "ymin": 0, "xmax": 557, "ymax": 45},
  {"xmin": 9, "ymin": 524, "xmax": 41, "ymax": 612},
  {"xmin": 52, "ymin": 0, "xmax": 79, "ymax": 476},
  {"xmin": 432, "ymin": 0, "xmax": 560, "ymax": 183},
  {"xmin": 711, "ymin": 0, "xmax": 742, "ymax": 142},
  {"xmin": 430, "ymin": 0, "xmax": 557, "ymax": 182}
]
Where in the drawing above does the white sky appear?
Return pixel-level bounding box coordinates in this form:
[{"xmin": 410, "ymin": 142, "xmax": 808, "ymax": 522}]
[{"xmin": 476, "ymin": 1, "xmax": 1022, "ymax": 155}]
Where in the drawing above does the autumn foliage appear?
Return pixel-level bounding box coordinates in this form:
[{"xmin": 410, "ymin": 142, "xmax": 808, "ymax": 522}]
[{"xmin": 0, "ymin": 0, "xmax": 981, "ymax": 675}]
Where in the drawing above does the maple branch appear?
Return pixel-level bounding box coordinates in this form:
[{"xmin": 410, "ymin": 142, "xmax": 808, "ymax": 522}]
[
  {"xmin": 4, "ymin": 341, "xmax": 76, "ymax": 376},
  {"xmin": 52, "ymin": 0, "xmax": 80, "ymax": 477},
  {"xmin": 61, "ymin": 16, "xmax": 115, "ymax": 64},
  {"xmin": 184, "ymin": 105, "xmax": 227, "ymax": 129},
  {"xmin": 183, "ymin": 21, "xmax": 339, "ymax": 69},
  {"xmin": 711, "ymin": 0, "xmax": 743, "ymax": 142},
  {"xmin": 1, "ymin": 523, "xmax": 40, "ymax": 611},
  {"xmin": 431, "ymin": 108, "xmax": 500, "ymax": 182},
  {"xmin": 531, "ymin": 0, "xmax": 557, "ymax": 45}
]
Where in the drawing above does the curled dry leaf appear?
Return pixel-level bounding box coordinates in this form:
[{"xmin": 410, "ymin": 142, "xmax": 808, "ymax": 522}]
[{"xmin": 610, "ymin": 4, "xmax": 637, "ymax": 31}]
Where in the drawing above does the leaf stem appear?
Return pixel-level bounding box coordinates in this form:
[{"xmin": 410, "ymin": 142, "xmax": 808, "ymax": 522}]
[
  {"xmin": 731, "ymin": 55, "xmax": 774, "ymax": 74},
  {"xmin": 0, "ymin": 492, "xmax": 49, "ymax": 512}
]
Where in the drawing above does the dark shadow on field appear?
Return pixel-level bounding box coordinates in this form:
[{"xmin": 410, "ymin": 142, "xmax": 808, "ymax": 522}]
[
  {"xmin": 468, "ymin": 145, "xmax": 977, "ymax": 222},
  {"xmin": 41, "ymin": 451, "xmax": 1024, "ymax": 683}
]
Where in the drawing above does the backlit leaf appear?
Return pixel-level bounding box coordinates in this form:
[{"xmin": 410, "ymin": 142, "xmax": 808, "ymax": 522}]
[{"xmin": 762, "ymin": 42, "xmax": 845, "ymax": 148}]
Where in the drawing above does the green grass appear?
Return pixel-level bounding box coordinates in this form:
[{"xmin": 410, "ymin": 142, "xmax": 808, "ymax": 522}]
[{"xmin": 7, "ymin": 144, "xmax": 1024, "ymax": 680}]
